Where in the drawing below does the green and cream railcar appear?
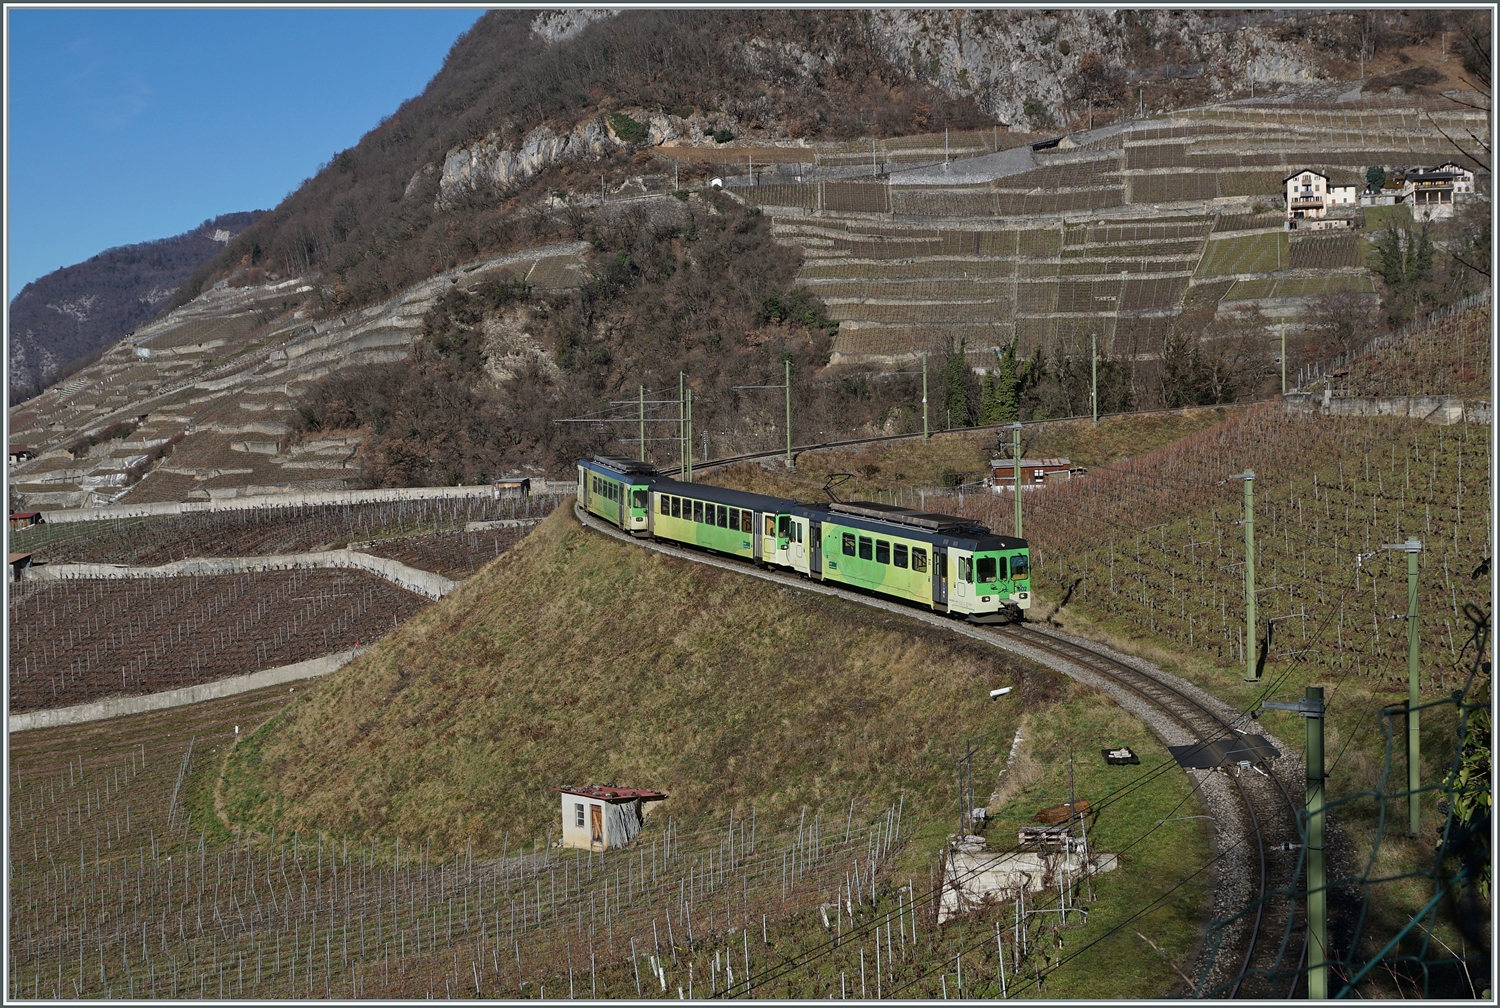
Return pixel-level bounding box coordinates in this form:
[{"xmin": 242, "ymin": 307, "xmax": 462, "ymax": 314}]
[
  {"xmin": 792, "ymin": 501, "xmax": 1030, "ymax": 623},
  {"xmin": 647, "ymin": 478, "xmax": 799, "ymax": 562},
  {"xmin": 578, "ymin": 456, "xmax": 657, "ymax": 534},
  {"xmin": 576, "ymin": 460, "xmax": 1031, "ymax": 623}
]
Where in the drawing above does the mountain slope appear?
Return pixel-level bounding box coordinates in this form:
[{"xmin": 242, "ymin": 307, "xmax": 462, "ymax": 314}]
[{"xmin": 8, "ymin": 211, "xmax": 263, "ymax": 400}]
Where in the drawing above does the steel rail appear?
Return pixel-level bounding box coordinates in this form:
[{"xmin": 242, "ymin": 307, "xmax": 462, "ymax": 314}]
[{"xmin": 571, "ymin": 502, "xmax": 1305, "ymax": 997}]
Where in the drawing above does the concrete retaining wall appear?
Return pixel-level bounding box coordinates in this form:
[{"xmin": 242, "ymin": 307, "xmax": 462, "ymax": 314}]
[
  {"xmin": 41, "ymin": 484, "xmax": 541, "ymax": 524},
  {"xmin": 8, "ymin": 649, "xmax": 364, "ymax": 733},
  {"xmin": 28, "ymin": 549, "xmax": 456, "ymax": 599},
  {"xmin": 1283, "ymin": 392, "xmax": 1490, "ymax": 425}
]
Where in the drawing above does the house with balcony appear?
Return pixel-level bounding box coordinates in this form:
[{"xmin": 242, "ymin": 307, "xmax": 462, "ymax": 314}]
[
  {"xmin": 1284, "ymin": 169, "xmax": 1359, "ymax": 222},
  {"xmin": 1400, "ymin": 163, "xmax": 1476, "ymax": 219}
]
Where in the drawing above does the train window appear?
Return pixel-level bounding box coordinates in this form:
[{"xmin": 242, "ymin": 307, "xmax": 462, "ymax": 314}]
[
  {"xmin": 671, "ymin": 497, "xmax": 681, "ymax": 519},
  {"xmin": 842, "ymin": 533, "xmax": 856, "ymax": 556},
  {"xmin": 977, "ymin": 557, "xmax": 997, "ymax": 583},
  {"xmin": 592, "ymin": 476, "xmax": 598, "ymax": 492},
  {"xmin": 858, "ymin": 537, "xmax": 872, "ymax": 560},
  {"xmin": 793, "ymin": 522, "xmax": 802, "ymax": 543},
  {"xmin": 959, "ymin": 556, "xmax": 973, "ymax": 583},
  {"xmin": 717, "ymin": 505, "xmax": 729, "ymax": 527},
  {"xmin": 742, "ymin": 510, "xmax": 753, "ymax": 534},
  {"xmin": 876, "ymin": 540, "xmax": 890, "ymax": 564},
  {"xmin": 912, "ymin": 548, "xmax": 928, "ymax": 572},
  {"xmin": 777, "ymin": 515, "xmax": 790, "ymax": 539},
  {"xmin": 693, "ymin": 500, "xmax": 704, "ymax": 523},
  {"xmin": 1010, "ymin": 555, "xmax": 1030, "ymax": 579},
  {"xmin": 632, "ymin": 489, "xmax": 647, "ymax": 509},
  {"xmin": 766, "ymin": 515, "xmax": 776, "ymax": 536},
  {"xmin": 660, "ymin": 496, "xmax": 669, "ymax": 515},
  {"xmin": 894, "ymin": 544, "xmax": 908, "ymax": 568}
]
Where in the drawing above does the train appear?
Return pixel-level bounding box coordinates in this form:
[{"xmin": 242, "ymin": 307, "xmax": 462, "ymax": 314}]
[{"xmin": 577, "ymin": 455, "xmax": 1031, "ymax": 623}]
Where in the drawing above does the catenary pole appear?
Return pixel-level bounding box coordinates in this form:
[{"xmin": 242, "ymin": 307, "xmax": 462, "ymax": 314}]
[
  {"xmin": 686, "ymin": 388, "xmax": 694, "ymax": 483},
  {"xmin": 1405, "ymin": 540, "xmax": 1421, "ymax": 837},
  {"xmin": 922, "ymin": 352, "xmax": 930, "ymax": 443},
  {"xmin": 1091, "ymin": 331, "xmax": 1099, "ymax": 428},
  {"xmin": 1244, "ymin": 471, "xmax": 1257, "ymax": 681},
  {"xmin": 1382, "ymin": 538, "xmax": 1424, "ymax": 835},
  {"xmin": 785, "ymin": 357, "xmax": 794, "ymax": 470},
  {"xmin": 639, "ymin": 385, "xmax": 646, "ymax": 463},
  {"xmin": 679, "ymin": 372, "xmax": 686, "ymax": 477},
  {"xmin": 1261, "ymin": 687, "xmax": 1327, "ymax": 998},
  {"xmin": 1306, "ymin": 686, "xmax": 1327, "ymax": 999},
  {"xmin": 1012, "ymin": 423, "xmax": 1023, "ymax": 538}
]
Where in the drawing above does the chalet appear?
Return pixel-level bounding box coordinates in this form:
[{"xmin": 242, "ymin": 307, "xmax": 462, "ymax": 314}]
[
  {"xmin": 1284, "ymin": 169, "xmax": 1359, "ymax": 221},
  {"xmin": 8, "ymin": 511, "xmax": 44, "ymax": 531},
  {"xmin": 991, "ymin": 457, "xmax": 1075, "ymax": 491},
  {"xmin": 1400, "ymin": 163, "xmax": 1476, "ymax": 219},
  {"xmin": 557, "ymin": 784, "xmax": 668, "ymax": 851}
]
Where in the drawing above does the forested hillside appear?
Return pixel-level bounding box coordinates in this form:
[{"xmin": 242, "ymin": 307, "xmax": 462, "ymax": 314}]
[{"xmin": 7, "ymin": 211, "xmax": 262, "ymax": 403}]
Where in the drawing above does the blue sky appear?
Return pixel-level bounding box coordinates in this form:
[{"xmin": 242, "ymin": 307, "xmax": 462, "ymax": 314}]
[{"xmin": 6, "ymin": 7, "xmax": 486, "ymax": 296}]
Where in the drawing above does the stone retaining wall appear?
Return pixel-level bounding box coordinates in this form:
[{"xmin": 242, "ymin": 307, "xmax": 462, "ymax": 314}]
[
  {"xmin": 8, "ymin": 648, "xmax": 364, "ymax": 733},
  {"xmin": 27, "ymin": 549, "xmax": 456, "ymax": 600},
  {"xmin": 41, "ymin": 484, "xmax": 539, "ymax": 524},
  {"xmin": 1282, "ymin": 392, "xmax": 1490, "ymax": 425}
]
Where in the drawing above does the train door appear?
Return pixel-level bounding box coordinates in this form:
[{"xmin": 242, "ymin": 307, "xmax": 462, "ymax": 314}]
[
  {"xmin": 809, "ymin": 521, "xmax": 823, "ymax": 577},
  {"xmin": 933, "ymin": 548, "xmax": 948, "ymax": 609},
  {"xmin": 761, "ymin": 513, "xmax": 779, "ymax": 563},
  {"xmin": 954, "ymin": 552, "xmax": 972, "ymax": 606},
  {"xmin": 577, "ymin": 465, "xmax": 587, "ymax": 505},
  {"xmin": 773, "ymin": 514, "xmax": 792, "ymax": 566},
  {"xmin": 790, "ymin": 517, "xmax": 809, "ymax": 573}
]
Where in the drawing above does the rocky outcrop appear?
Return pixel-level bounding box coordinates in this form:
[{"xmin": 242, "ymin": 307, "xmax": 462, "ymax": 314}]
[
  {"xmin": 436, "ymin": 112, "xmax": 747, "ymax": 207},
  {"xmin": 530, "ymin": 9, "xmax": 618, "ymax": 45},
  {"xmin": 864, "ymin": 10, "xmax": 1342, "ymax": 132}
]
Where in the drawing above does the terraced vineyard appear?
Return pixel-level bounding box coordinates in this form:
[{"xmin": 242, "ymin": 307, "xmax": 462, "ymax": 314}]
[
  {"xmin": 8, "ymin": 570, "xmax": 427, "ymax": 713},
  {"xmin": 746, "ymin": 94, "xmax": 1480, "ymax": 372},
  {"xmin": 10, "ymin": 494, "xmax": 565, "ymax": 566}
]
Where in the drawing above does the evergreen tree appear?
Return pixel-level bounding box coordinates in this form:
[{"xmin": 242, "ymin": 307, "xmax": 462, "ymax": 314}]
[
  {"xmin": 983, "ymin": 341, "xmax": 1021, "ymax": 423},
  {"xmin": 942, "ymin": 338, "xmax": 972, "ymax": 428}
]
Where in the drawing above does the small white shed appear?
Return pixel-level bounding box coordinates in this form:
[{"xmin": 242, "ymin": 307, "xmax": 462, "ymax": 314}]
[{"xmin": 556, "ymin": 784, "xmax": 667, "ymax": 851}]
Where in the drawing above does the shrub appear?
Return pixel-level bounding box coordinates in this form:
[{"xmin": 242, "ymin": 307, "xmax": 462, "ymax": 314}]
[{"xmin": 608, "ymin": 112, "xmax": 650, "ymax": 143}]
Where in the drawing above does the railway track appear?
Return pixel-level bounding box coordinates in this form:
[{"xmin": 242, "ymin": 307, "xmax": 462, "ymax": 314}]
[{"xmin": 573, "ymin": 502, "xmax": 1309, "ymax": 998}]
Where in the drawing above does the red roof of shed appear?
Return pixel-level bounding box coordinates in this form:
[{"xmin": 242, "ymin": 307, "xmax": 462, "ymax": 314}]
[
  {"xmin": 10, "ymin": 512, "xmax": 41, "ymax": 519},
  {"xmin": 556, "ymin": 784, "xmax": 668, "ymax": 803}
]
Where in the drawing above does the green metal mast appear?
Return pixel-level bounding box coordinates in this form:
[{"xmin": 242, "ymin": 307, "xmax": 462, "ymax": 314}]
[
  {"xmin": 1382, "ymin": 538, "xmax": 1423, "ymax": 836},
  {"xmin": 639, "ymin": 385, "xmax": 646, "ymax": 463},
  {"xmin": 1261, "ymin": 687, "xmax": 1327, "ymax": 999},
  {"xmin": 1244, "ymin": 471, "xmax": 1257, "ymax": 681}
]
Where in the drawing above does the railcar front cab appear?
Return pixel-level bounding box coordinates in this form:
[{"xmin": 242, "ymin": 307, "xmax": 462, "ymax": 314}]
[
  {"xmin": 577, "ymin": 456, "xmax": 657, "ymax": 535},
  {"xmin": 948, "ymin": 535, "xmax": 1031, "ymax": 623}
]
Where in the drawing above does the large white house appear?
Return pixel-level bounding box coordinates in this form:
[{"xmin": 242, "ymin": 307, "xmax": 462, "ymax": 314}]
[{"xmin": 1284, "ymin": 169, "xmax": 1359, "ymax": 221}]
